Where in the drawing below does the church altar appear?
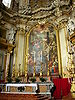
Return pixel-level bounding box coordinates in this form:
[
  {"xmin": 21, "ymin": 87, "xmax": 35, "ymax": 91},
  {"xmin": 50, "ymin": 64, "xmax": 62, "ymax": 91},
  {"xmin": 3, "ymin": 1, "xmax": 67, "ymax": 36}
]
[
  {"xmin": 0, "ymin": 82, "xmax": 54, "ymax": 95},
  {"xmin": 6, "ymin": 83, "xmax": 37, "ymax": 92}
]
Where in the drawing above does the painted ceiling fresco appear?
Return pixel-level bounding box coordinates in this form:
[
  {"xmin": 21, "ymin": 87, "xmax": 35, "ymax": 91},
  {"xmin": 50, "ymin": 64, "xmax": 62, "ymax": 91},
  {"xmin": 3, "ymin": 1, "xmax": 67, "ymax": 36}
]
[{"xmin": 28, "ymin": 24, "xmax": 58, "ymax": 76}]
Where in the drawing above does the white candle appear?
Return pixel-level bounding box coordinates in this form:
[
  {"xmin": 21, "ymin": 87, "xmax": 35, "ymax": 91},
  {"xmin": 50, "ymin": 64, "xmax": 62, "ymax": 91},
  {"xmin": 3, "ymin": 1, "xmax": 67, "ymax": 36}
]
[
  {"xmin": 68, "ymin": 46, "xmax": 69, "ymax": 52},
  {"xmin": 41, "ymin": 51, "xmax": 42, "ymax": 62}
]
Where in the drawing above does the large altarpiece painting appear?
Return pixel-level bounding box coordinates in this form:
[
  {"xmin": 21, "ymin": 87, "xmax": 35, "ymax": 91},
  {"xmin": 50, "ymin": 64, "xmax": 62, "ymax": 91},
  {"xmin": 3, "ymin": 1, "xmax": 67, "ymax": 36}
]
[{"xmin": 27, "ymin": 24, "xmax": 58, "ymax": 76}]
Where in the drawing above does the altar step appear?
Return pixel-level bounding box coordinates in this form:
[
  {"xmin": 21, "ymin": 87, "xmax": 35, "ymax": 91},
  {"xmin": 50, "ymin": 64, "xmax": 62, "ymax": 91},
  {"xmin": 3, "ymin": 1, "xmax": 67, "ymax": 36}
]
[
  {"xmin": 0, "ymin": 93, "xmax": 52, "ymax": 100},
  {"xmin": 35, "ymin": 94, "xmax": 51, "ymax": 100},
  {"xmin": 0, "ymin": 93, "xmax": 38, "ymax": 100},
  {"xmin": 0, "ymin": 92, "xmax": 74, "ymax": 100}
]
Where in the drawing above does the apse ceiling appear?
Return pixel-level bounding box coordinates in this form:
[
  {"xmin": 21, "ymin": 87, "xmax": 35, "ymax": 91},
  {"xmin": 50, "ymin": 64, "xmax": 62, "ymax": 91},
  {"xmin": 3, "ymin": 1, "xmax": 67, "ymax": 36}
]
[
  {"xmin": 19, "ymin": 0, "xmax": 72, "ymax": 15},
  {"xmin": 0, "ymin": 0, "xmax": 75, "ymax": 32}
]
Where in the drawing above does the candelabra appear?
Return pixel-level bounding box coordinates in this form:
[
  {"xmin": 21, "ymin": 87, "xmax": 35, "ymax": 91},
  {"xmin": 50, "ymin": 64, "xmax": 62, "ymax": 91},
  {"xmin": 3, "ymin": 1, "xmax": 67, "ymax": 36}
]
[{"xmin": 67, "ymin": 37, "xmax": 75, "ymax": 92}]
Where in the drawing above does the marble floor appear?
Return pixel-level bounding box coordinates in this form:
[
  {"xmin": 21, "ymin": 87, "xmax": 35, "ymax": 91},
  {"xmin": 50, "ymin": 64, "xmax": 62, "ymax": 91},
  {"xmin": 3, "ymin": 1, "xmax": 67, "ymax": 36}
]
[{"xmin": 61, "ymin": 92, "xmax": 75, "ymax": 100}]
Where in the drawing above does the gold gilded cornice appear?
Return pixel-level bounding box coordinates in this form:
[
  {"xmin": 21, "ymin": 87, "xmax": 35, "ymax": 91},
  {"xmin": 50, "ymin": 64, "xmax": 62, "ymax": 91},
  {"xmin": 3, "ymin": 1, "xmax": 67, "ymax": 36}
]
[{"xmin": 0, "ymin": 37, "xmax": 15, "ymax": 52}]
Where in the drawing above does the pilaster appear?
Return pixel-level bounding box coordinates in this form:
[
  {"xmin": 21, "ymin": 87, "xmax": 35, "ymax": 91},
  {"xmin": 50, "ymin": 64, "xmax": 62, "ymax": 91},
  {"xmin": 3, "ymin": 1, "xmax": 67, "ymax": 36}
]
[{"xmin": 55, "ymin": 27, "xmax": 62, "ymax": 76}]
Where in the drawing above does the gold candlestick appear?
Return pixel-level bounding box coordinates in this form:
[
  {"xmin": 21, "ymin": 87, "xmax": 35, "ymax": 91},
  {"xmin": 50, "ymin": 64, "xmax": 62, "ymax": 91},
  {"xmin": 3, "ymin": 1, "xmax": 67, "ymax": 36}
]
[
  {"xmin": 19, "ymin": 64, "xmax": 21, "ymax": 76},
  {"xmin": 47, "ymin": 67, "xmax": 50, "ymax": 76},
  {"xmin": 40, "ymin": 62, "xmax": 43, "ymax": 76},
  {"xmin": 47, "ymin": 62, "xmax": 50, "ymax": 76},
  {"xmin": 33, "ymin": 62, "xmax": 36, "ymax": 76}
]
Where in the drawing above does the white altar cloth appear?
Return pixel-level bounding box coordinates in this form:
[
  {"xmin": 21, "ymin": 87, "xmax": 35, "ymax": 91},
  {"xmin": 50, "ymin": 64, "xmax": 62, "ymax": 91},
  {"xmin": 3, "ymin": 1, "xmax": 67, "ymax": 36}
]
[{"xmin": 6, "ymin": 83, "xmax": 38, "ymax": 92}]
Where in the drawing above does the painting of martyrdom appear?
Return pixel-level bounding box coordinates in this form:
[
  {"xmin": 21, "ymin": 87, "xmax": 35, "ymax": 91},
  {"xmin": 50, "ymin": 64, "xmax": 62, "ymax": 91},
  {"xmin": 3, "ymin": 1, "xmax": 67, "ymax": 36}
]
[{"xmin": 28, "ymin": 24, "xmax": 58, "ymax": 76}]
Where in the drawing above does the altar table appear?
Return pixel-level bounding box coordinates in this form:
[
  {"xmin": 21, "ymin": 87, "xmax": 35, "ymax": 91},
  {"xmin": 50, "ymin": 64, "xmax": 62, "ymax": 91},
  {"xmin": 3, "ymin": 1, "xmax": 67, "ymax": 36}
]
[
  {"xmin": 0, "ymin": 82, "xmax": 54, "ymax": 96},
  {"xmin": 6, "ymin": 83, "xmax": 38, "ymax": 92}
]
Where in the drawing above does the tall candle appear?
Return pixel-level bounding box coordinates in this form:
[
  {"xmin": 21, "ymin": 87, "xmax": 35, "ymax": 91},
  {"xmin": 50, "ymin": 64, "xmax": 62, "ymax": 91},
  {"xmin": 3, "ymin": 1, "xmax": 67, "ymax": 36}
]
[
  {"xmin": 48, "ymin": 47, "xmax": 49, "ymax": 61},
  {"xmin": 48, "ymin": 54, "xmax": 49, "ymax": 61},
  {"xmin": 45, "ymin": 63, "xmax": 46, "ymax": 69},
  {"xmin": 34, "ymin": 51, "xmax": 35, "ymax": 62},
  {"xmin": 41, "ymin": 51, "xmax": 42, "ymax": 62}
]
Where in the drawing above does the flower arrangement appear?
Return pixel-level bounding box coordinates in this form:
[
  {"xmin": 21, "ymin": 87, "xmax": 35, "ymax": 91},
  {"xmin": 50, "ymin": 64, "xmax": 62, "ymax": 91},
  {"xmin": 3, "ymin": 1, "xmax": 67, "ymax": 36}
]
[
  {"xmin": 30, "ymin": 77, "xmax": 36, "ymax": 83},
  {"xmin": 40, "ymin": 77, "xmax": 47, "ymax": 82},
  {"xmin": 7, "ymin": 77, "xmax": 12, "ymax": 83},
  {"xmin": 15, "ymin": 77, "xmax": 20, "ymax": 83}
]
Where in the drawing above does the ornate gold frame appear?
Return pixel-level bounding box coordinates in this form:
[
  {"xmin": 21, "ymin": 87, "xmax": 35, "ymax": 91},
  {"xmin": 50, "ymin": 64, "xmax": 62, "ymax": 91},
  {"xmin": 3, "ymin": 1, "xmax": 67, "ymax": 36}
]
[{"xmin": 24, "ymin": 23, "xmax": 62, "ymax": 77}]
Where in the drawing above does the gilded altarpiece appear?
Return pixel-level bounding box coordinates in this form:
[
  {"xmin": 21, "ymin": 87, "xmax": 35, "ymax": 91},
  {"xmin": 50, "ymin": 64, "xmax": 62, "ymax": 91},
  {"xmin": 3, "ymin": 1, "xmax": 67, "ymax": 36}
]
[{"xmin": 26, "ymin": 24, "xmax": 59, "ymax": 76}]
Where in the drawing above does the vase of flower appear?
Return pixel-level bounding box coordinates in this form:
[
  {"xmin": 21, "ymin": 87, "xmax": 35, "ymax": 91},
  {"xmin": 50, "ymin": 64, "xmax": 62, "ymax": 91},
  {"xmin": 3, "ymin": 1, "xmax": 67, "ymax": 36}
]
[
  {"xmin": 40, "ymin": 77, "xmax": 47, "ymax": 82},
  {"xmin": 30, "ymin": 77, "xmax": 36, "ymax": 83}
]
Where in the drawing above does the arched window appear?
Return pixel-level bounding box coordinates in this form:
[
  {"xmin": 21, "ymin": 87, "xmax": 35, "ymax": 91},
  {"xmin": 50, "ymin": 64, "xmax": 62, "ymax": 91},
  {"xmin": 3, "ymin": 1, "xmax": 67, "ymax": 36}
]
[{"xmin": 2, "ymin": 0, "xmax": 11, "ymax": 8}]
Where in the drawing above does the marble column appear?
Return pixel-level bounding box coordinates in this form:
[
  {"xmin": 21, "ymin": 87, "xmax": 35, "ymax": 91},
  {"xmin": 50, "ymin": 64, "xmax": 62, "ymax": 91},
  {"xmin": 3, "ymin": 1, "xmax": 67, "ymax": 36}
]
[{"xmin": 15, "ymin": 29, "xmax": 25, "ymax": 77}]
